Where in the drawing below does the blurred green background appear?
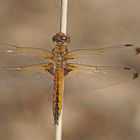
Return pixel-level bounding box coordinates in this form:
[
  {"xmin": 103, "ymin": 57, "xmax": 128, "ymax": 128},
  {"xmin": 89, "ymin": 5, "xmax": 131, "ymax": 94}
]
[{"xmin": 0, "ymin": 0, "xmax": 140, "ymax": 140}]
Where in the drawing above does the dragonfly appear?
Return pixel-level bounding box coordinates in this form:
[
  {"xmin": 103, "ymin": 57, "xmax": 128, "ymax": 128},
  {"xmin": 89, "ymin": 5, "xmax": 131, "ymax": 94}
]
[{"xmin": 0, "ymin": 32, "xmax": 139, "ymax": 124}]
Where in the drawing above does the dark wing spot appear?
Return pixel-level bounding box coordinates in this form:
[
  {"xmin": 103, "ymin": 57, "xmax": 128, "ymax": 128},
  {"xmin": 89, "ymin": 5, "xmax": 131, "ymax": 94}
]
[
  {"xmin": 135, "ymin": 47, "xmax": 140, "ymax": 55},
  {"xmin": 124, "ymin": 67, "xmax": 131, "ymax": 70},
  {"xmin": 133, "ymin": 72, "xmax": 139, "ymax": 79},
  {"xmin": 124, "ymin": 67, "xmax": 139, "ymax": 80},
  {"xmin": 125, "ymin": 44, "xmax": 133, "ymax": 47}
]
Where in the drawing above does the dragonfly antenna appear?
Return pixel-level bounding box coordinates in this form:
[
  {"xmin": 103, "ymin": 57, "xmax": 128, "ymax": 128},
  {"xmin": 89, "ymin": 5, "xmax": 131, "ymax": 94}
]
[{"xmin": 55, "ymin": 0, "xmax": 68, "ymax": 140}]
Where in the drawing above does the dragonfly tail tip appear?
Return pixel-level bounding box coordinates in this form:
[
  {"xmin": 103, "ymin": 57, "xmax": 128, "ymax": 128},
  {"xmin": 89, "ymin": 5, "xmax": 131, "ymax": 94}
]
[{"xmin": 54, "ymin": 120, "xmax": 59, "ymax": 125}]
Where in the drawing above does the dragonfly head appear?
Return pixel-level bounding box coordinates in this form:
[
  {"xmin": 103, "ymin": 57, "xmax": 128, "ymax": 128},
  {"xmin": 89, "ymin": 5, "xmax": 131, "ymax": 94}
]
[{"xmin": 52, "ymin": 32, "xmax": 70, "ymax": 46}]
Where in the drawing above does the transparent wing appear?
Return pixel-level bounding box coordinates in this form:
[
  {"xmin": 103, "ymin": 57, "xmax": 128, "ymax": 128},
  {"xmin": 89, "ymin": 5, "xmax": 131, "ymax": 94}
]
[
  {"xmin": 65, "ymin": 63, "xmax": 138, "ymax": 90},
  {"xmin": 0, "ymin": 42, "xmax": 53, "ymax": 66},
  {"xmin": 0, "ymin": 63, "xmax": 53, "ymax": 89},
  {"xmin": 66, "ymin": 44, "xmax": 140, "ymax": 65}
]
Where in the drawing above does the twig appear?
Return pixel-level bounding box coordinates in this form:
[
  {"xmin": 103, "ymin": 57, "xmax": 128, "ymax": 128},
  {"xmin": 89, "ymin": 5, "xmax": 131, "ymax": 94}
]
[
  {"xmin": 55, "ymin": 0, "xmax": 68, "ymax": 140},
  {"xmin": 55, "ymin": 108, "xmax": 63, "ymax": 140},
  {"xmin": 60, "ymin": 0, "xmax": 68, "ymax": 34}
]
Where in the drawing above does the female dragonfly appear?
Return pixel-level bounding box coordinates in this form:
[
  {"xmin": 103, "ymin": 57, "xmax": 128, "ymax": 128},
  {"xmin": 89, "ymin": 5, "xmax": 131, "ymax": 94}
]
[{"xmin": 0, "ymin": 32, "xmax": 139, "ymax": 124}]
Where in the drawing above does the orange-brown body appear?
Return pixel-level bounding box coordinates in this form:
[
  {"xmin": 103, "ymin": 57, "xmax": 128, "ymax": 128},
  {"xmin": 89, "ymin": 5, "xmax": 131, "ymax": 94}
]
[
  {"xmin": 53, "ymin": 67, "xmax": 64, "ymax": 124},
  {"xmin": 52, "ymin": 43, "xmax": 68, "ymax": 124}
]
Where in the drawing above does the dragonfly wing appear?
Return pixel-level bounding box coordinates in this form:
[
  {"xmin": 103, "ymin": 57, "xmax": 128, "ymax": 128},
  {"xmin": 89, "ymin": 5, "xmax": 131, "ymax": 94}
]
[
  {"xmin": 65, "ymin": 63, "xmax": 138, "ymax": 90},
  {"xmin": 0, "ymin": 63, "xmax": 53, "ymax": 89},
  {"xmin": 0, "ymin": 42, "xmax": 53, "ymax": 66},
  {"xmin": 66, "ymin": 44, "xmax": 140, "ymax": 65}
]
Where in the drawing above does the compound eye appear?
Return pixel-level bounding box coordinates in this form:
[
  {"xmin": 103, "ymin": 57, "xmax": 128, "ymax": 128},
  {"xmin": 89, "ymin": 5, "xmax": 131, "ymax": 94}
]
[
  {"xmin": 61, "ymin": 35, "xmax": 70, "ymax": 44},
  {"xmin": 52, "ymin": 35, "xmax": 58, "ymax": 43},
  {"xmin": 62, "ymin": 36, "xmax": 67, "ymax": 40},
  {"xmin": 52, "ymin": 32, "xmax": 70, "ymax": 45}
]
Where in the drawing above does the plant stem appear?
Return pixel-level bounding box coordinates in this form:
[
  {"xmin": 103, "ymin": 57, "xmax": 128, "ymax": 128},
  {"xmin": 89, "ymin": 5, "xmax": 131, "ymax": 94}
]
[
  {"xmin": 55, "ymin": 0, "xmax": 68, "ymax": 140},
  {"xmin": 55, "ymin": 109, "xmax": 63, "ymax": 140},
  {"xmin": 60, "ymin": 0, "xmax": 68, "ymax": 34}
]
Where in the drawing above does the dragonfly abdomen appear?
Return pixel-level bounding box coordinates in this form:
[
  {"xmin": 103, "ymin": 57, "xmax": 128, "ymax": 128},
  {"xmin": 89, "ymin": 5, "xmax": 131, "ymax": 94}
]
[{"xmin": 53, "ymin": 68, "xmax": 64, "ymax": 124}]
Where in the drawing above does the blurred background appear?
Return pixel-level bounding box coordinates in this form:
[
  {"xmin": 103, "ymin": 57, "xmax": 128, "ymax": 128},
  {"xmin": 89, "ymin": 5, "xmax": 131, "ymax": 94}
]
[{"xmin": 0, "ymin": 0, "xmax": 140, "ymax": 140}]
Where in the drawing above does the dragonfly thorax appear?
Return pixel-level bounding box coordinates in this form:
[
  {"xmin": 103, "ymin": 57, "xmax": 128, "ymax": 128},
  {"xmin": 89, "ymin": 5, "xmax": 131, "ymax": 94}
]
[{"xmin": 52, "ymin": 45, "xmax": 68, "ymax": 67}]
